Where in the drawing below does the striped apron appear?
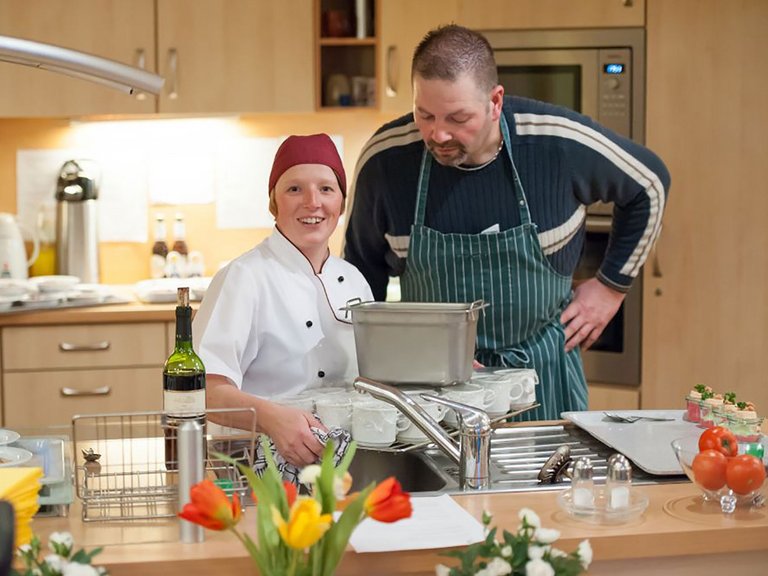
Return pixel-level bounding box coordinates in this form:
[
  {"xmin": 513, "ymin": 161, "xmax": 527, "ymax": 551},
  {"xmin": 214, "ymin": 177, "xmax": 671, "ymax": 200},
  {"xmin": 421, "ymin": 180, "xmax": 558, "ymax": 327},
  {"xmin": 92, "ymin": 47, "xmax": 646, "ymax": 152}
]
[{"xmin": 400, "ymin": 115, "xmax": 588, "ymax": 421}]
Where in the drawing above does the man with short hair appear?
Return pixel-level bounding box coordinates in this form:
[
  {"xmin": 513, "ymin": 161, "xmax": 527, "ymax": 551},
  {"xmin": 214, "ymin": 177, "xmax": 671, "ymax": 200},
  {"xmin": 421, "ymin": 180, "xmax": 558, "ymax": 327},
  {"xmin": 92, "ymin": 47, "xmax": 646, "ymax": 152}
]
[{"xmin": 344, "ymin": 25, "xmax": 670, "ymax": 420}]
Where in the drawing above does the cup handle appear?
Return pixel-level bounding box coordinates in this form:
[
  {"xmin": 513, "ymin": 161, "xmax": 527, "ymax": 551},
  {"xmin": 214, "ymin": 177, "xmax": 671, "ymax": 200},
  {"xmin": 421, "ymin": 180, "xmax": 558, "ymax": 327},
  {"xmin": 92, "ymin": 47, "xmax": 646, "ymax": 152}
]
[
  {"xmin": 434, "ymin": 405, "xmax": 447, "ymax": 422},
  {"xmin": 396, "ymin": 415, "xmax": 411, "ymax": 432}
]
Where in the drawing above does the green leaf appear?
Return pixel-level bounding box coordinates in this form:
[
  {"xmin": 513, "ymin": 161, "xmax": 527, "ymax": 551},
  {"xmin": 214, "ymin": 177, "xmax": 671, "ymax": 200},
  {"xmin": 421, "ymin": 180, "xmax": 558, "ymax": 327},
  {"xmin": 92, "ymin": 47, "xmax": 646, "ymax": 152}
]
[
  {"xmin": 317, "ymin": 441, "xmax": 338, "ymax": 515},
  {"xmin": 336, "ymin": 440, "xmax": 357, "ymax": 477},
  {"xmin": 320, "ymin": 483, "xmax": 374, "ymax": 575}
]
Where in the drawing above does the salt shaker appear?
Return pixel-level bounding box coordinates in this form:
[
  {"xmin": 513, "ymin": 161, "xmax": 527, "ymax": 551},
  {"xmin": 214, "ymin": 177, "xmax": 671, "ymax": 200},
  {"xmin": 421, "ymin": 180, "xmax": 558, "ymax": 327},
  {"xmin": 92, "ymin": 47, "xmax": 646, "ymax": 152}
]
[
  {"xmin": 571, "ymin": 457, "xmax": 595, "ymax": 507},
  {"xmin": 606, "ymin": 454, "xmax": 632, "ymax": 510}
]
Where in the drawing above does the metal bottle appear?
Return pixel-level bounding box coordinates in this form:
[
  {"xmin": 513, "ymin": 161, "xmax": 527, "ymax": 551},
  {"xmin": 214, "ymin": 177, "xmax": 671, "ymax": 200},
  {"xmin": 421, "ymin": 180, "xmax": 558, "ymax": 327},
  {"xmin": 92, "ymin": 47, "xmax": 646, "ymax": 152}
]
[{"xmin": 55, "ymin": 159, "xmax": 100, "ymax": 283}]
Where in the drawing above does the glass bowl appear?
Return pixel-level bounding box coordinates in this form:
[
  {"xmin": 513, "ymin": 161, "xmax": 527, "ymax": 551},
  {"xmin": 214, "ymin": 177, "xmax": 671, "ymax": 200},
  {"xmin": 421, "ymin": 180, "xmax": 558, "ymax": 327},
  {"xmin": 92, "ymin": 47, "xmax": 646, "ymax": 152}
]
[{"xmin": 671, "ymin": 435, "xmax": 768, "ymax": 513}]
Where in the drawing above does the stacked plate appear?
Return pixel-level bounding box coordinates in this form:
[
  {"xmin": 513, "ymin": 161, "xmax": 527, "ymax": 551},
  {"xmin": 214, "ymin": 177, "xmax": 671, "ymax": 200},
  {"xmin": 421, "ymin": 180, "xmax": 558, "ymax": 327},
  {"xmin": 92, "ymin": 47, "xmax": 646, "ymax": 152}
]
[{"xmin": 0, "ymin": 428, "xmax": 33, "ymax": 468}]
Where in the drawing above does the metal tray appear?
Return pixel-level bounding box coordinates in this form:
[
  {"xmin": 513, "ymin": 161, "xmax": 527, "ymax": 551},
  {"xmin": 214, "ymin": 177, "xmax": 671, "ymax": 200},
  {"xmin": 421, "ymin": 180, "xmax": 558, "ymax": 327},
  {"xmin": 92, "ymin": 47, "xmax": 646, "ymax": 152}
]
[{"xmin": 341, "ymin": 299, "xmax": 487, "ymax": 386}]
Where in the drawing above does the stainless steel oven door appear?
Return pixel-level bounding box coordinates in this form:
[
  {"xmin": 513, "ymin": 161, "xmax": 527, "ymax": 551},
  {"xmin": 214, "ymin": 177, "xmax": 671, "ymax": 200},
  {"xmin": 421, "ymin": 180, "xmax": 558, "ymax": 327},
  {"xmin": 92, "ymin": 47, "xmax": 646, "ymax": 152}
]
[{"xmin": 575, "ymin": 216, "xmax": 641, "ymax": 386}]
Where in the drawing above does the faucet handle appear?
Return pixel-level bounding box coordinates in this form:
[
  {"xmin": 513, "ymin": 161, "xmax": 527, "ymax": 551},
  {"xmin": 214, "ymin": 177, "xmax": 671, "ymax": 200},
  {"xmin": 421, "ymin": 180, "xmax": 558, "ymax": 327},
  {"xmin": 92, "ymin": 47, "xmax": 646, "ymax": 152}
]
[{"xmin": 420, "ymin": 394, "xmax": 491, "ymax": 430}]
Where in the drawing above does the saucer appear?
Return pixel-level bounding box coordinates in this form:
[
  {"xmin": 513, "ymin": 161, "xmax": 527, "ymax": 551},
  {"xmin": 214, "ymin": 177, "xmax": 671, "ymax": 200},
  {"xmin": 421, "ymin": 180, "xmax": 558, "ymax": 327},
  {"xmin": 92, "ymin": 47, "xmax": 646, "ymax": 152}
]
[
  {"xmin": 29, "ymin": 275, "xmax": 80, "ymax": 293},
  {"xmin": 0, "ymin": 428, "xmax": 20, "ymax": 446},
  {"xmin": 0, "ymin": 446, "xmax": 34, "ymax": 467},
  {"xmin": 356, "ymin": 440, "xmax": 394, "ymax": 449}
]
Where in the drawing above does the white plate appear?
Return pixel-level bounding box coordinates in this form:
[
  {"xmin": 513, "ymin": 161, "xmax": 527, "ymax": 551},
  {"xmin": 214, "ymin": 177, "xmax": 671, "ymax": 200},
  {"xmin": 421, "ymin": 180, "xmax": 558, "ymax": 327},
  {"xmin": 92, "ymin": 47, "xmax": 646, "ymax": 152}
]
[
  {"xmin": 0, "ymin": 279, "xmax": 36, "ymax": 298},
  {"xmin": 0, "ymin": 446, "xmax": 34, "ymax": 467},
  {"xmin": 134, "ymin": 278, "xmax": 189, "ymax": 303},
  {"xmin": 0, "ymin": 428, "xmax": 20, "ymax": 445},
  {"xmin": 29, "ymin": 275, "xmax": 81, "ymax": 293},
  {"xmin": 13, "ymin": 437, "xmax": 66, "ymax": 485},
  {"xmin": 561, "ymin": 410, "xmax": 695, "ymax": 475}
]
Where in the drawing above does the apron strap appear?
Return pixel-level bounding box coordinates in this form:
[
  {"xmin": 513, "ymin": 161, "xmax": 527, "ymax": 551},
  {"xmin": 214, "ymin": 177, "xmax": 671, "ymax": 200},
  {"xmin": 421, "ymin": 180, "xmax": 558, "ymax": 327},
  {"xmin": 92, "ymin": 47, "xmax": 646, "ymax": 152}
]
[{"xmin": 499, "ymin": 114, "xmax": 533, "ymax": 227}]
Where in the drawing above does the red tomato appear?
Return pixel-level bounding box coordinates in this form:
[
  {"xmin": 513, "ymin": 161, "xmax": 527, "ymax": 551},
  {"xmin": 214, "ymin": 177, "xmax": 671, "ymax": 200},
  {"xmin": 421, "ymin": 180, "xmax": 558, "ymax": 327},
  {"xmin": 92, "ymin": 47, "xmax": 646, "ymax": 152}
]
[
  {"xmin": 725, "ymin": 454, "xmax": 767, "ymax": 495},
  {"xmin": 698, "ymin": 426, "xmax": 738, "ymax": 457},
  {"xmin": 691, "ymin": 449, "xmax": 728, "ymax": 490}
]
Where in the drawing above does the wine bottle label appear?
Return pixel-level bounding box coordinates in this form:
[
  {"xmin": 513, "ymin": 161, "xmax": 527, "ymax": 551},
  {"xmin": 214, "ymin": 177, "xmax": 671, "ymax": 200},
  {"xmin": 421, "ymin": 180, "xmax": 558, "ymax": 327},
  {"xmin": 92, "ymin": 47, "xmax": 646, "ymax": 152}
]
[{"xmin": 164, "ymin": 389, "xmax": 206, "ymax": 416}]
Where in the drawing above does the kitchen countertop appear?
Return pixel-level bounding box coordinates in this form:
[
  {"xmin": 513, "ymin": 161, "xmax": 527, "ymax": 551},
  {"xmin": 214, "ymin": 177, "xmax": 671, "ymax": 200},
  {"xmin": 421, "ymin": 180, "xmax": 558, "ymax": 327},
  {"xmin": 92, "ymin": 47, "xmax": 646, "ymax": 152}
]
[
  {"xmin": 30, "ymin": 482, "xmax": 768, "ymax": 576},
  {"xmin": 0, "ymin": 298, "xmax": 196, "ymax": 327}
]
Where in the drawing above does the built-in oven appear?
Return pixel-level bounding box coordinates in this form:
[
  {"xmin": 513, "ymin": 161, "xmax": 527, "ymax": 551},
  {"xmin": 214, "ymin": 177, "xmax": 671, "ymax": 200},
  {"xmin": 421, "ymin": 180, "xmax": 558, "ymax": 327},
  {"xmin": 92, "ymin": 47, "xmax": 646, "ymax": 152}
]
[{"xmin": 484, "ymin": 28, "xmax": 645, "ymax": 385}]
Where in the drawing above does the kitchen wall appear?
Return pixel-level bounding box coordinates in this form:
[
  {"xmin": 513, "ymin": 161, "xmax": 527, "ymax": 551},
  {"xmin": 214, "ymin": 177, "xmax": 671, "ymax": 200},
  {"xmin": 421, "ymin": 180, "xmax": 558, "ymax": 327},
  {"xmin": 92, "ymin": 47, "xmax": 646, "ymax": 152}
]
[{"xmin": 0, "ymin": 111, "xmax": 397, "ymax": 283}]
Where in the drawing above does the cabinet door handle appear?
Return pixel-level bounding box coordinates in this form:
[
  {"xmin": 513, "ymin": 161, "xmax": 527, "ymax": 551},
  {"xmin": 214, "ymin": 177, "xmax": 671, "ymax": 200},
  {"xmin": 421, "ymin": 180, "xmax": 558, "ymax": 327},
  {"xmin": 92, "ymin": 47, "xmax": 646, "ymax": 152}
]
[
  {"xmin": 167, "ymin": 48, "xmax": 179, "ymax": 99},
  {"xmin": 60, "ymin": 386, "xmax": 112, "ymax": 397},
  {"xmin": 386, "ymin": 46, "xmax": 398, "ymax": 97},
  {"xmin": 59, "ymin": 340, "xmax": 111, "ymax": 352},
  {"xmin": 134, "ymin": 48, "xmax": 147, "ymax": 101}
]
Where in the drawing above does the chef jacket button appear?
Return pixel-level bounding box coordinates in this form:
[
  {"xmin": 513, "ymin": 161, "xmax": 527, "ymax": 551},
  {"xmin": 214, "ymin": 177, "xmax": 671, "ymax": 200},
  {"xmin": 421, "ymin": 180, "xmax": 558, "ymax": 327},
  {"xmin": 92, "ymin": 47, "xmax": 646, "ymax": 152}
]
[
  {"xmin": 318, "ymin": 370, "xmax": 325, "ymax": 378},
  {"xmin": 306, "ymin": 320, "xmax": 313, "ymax": 328},
  {"xmin": 337, "ymin": 275, "xmax": 344, "ymax": 283}
]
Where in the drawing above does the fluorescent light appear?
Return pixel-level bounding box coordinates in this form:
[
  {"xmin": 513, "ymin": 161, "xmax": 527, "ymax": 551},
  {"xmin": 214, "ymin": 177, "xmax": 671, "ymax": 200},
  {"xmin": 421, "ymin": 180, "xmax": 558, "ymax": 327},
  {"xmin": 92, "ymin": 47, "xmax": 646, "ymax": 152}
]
[{"xmin": 0, "ymin": 35, "xmax": 164, "ymax": 95}]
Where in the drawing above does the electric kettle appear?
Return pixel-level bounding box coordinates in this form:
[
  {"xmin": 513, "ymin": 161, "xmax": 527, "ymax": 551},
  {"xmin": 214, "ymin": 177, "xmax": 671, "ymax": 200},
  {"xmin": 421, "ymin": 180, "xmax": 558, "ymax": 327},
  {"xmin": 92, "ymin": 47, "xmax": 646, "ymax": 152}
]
[{"xmin": 0, "ymin": 213, "xmax": 39, "ymax": 279}]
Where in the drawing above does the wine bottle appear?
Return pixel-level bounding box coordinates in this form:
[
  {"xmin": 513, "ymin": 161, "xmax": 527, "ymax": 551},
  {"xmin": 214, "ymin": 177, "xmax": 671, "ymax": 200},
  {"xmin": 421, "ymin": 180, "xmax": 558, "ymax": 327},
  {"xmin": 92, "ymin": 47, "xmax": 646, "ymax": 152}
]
[
  {"xmin": 150, "ymin": 213, "xmax": 169, "ymax": 279},
  {"xmin": 163, "ymin": 286, "xmax": 206, "ymax": 470}
]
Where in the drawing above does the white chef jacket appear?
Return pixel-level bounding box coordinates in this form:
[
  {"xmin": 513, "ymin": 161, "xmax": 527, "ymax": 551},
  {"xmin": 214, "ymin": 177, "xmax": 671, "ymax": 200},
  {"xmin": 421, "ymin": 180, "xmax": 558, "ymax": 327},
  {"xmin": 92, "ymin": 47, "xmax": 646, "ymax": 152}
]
[{"xmin": 193, "ymin": 228, "xmax": 373, "ymax": 399}]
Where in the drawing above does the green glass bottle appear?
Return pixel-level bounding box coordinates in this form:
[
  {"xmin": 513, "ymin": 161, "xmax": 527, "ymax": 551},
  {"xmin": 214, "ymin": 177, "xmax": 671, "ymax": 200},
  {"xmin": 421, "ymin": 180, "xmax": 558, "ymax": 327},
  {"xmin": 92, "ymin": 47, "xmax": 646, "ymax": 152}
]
[{"xmin": 163, "ymin": 286, "xmax": 206, "ymax": 470}]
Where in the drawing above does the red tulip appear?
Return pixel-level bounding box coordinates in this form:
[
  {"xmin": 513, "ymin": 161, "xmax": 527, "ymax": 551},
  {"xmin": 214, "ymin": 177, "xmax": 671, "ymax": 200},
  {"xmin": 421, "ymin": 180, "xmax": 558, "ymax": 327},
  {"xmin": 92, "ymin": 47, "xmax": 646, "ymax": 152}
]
[
  {"xmin": 364, "ymin": 477, "xmax": 412, "ymax": 523},
  {"xmin": 179, "ymin": 479, "xmax": 242, "ymax": 531},
  {"xmin": 284, "ymin": 480, "xmax": 297, "ymax": 507}
]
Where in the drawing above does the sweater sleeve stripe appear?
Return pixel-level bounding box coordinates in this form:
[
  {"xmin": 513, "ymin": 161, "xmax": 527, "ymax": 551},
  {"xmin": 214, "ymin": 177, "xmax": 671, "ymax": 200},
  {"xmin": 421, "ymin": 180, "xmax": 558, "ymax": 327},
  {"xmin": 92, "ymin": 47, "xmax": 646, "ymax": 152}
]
[
  {"xmin": 350, "ymin": 123, "xmax": 422, "ymax": 187},
  {"xmin": 513, "ymin": 113, "xmax": 666, "ymax": 278},
  {"xmin": 540, "ymin": 205, "xmax": 586, "ymax": 256}
]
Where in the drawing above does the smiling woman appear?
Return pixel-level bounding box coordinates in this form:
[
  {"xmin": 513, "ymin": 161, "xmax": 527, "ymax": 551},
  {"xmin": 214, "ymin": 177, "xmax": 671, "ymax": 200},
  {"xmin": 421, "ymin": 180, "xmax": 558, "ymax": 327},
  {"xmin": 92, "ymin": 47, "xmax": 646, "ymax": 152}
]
[{"xmin": 193, "ymin": 133, "xmax": 373, "ymax": 475}]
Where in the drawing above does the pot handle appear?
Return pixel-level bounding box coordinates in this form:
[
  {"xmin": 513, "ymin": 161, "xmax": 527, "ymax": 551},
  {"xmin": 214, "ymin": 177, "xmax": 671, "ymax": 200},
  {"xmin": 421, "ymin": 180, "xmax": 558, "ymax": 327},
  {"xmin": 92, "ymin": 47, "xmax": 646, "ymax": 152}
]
[
  {"xmin": 339, "ymin": 297, "xmax": 363, "ymax": 319},
  {"xmin": 19, "ymin": 221, "xmax": 40, "ymax": 267}
]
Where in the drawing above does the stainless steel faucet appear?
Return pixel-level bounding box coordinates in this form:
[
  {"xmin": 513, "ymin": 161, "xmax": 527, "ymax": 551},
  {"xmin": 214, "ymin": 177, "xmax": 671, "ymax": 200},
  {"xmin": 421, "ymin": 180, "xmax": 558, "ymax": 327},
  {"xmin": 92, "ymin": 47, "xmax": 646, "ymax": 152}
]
[{"xmin": 353, "ymin": 376, "xmax": 492, "ymax": 490}]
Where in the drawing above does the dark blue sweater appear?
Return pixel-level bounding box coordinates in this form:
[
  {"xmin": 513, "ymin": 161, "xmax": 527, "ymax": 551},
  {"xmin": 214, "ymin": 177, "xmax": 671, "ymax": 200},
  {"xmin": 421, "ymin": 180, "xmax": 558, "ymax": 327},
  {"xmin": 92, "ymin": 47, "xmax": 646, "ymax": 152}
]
[{"xmin": 345, "ymin": 96, "xmax": 671, "ymax": 301}]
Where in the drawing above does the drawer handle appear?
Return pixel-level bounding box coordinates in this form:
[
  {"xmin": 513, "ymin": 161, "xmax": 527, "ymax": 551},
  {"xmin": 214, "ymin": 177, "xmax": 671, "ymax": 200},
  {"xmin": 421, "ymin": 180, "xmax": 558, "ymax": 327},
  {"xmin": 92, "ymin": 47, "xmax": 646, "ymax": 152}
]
[
  {"xmin": 59, "ymin": 341, "xmax": 111, "ymax": 352},
  {"xmin": 60, "ymin": 386, "xmax": 112, "ymax": 397}
]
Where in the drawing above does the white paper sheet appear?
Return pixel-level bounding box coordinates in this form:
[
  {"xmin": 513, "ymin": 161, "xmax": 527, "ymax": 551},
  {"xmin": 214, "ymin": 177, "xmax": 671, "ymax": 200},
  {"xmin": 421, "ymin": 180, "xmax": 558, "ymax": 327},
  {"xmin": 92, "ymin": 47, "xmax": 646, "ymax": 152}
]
[
  {"xmin": 348, "ymin": 494, "xmax": 485, "ymax": 553},
  {"xmin": 16, "ymin": 149, "xmax": 148, "ymax": 243}
]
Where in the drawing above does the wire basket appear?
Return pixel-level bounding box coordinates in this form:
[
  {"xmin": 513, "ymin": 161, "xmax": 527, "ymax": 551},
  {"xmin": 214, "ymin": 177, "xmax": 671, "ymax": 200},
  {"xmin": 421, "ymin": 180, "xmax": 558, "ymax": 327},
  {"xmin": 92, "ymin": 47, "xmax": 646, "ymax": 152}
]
[{"xmin": 72, "ymin": 408, "xmax": 257, "ymax": 522}]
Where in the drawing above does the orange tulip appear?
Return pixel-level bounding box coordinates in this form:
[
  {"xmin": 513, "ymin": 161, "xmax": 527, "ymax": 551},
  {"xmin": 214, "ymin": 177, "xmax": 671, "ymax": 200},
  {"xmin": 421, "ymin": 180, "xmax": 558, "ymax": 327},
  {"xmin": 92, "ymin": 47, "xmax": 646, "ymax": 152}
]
[
  {"xmin": 179, "ymin": 479, "xmax": 242, "ymax": 531},
  {"xmin": 284, "ymin": 480, "xmax": 297, "ymax": 507},
  {"xmin": 364, "ymin": 477, "xmax": 412, "ymax": 523}
]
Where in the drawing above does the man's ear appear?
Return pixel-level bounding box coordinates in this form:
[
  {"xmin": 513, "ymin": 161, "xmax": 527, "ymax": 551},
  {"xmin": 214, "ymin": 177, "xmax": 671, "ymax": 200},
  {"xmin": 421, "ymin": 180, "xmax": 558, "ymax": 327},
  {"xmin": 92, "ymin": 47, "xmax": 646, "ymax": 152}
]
[{"xmin": 490, "ymin": 84, "xmax": 504, "ymax": 119}]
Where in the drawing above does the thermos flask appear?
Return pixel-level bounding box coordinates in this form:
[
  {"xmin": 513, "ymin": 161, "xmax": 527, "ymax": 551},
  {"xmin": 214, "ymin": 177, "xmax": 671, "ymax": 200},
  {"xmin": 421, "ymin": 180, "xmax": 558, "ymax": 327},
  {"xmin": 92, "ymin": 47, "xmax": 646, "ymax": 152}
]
[{"xmin": 55, "ymin": 159, "xmax": 100, "ymax": 283}]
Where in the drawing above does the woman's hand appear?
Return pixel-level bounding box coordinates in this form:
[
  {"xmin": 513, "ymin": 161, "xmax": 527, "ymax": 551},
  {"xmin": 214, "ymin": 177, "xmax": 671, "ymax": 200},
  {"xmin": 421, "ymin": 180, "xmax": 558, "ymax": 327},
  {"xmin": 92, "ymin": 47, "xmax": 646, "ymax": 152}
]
[{"xmin": 259, "ymin": 403, "xmax": 327, "ymax": 467}]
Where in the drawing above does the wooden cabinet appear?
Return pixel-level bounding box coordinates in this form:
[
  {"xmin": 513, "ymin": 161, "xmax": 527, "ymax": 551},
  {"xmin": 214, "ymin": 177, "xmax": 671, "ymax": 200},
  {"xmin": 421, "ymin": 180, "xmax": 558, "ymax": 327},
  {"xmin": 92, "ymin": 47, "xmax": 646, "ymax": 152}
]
[
  {"xmin": 0, "ymin": 0, "xmax": 314, "ymax": 117},
  {"xmin": 315, "ymin": 0, "xmax": 378, "ymax": 110},
  {"xmin": 157, "ymin": 0, "xmax": 313, "ymax": 114},
  {"xmin": 641, "ymin": 1, "xmax": 768, "ymax": 412},
  {"xmin": 588, "ymin": 383, "xmax": 640, "ymax": 410},
  {"xmin": 378, "ymin": 0, "xmax": 458, "ymax": 115},
  {"xmin": 1, "ymin": 322, "xmax": 166, "ymax": 427},
  {"xmin": 0, "ymin": 0, "xmax": 156, "ymax": 117},
  {"xmin": 457, "ymin": 0, "xmax": 645, "ymax": 30}
]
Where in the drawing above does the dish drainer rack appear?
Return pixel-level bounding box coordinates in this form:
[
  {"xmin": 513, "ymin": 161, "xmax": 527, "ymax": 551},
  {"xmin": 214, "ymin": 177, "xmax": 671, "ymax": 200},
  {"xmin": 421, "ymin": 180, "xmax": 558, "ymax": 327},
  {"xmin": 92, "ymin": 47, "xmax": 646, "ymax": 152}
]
[
  {"xmin": 72, "ymin": 408, "xmax": 258, "ymax": 522},
  {"xmin": 361, "ymin": 402, "xmax": 540, "ymax": 453}
]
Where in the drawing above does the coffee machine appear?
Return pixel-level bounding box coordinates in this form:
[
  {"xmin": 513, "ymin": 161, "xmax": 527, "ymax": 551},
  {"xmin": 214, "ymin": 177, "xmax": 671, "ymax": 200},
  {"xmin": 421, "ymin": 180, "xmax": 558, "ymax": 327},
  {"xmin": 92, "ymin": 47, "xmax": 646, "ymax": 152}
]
[{"xmin": 55, "ymin": 159, "xmax": 100, "ymax": 283}]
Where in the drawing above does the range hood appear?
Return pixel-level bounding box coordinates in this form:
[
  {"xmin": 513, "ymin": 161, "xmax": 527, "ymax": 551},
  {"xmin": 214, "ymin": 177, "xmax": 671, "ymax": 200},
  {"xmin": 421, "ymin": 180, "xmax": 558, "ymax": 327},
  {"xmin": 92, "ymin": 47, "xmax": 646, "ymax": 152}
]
[{"xmin": 0, "ymin": 35, "xmax": 164, "ymax": 95}]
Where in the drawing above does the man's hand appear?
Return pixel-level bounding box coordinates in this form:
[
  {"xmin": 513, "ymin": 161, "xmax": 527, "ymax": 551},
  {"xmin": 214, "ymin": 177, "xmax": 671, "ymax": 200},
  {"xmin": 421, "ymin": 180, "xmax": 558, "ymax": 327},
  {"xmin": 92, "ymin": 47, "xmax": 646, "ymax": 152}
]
[{"xmin": 560, "ymin": 278, "xmax": 626, "ymax": 352}]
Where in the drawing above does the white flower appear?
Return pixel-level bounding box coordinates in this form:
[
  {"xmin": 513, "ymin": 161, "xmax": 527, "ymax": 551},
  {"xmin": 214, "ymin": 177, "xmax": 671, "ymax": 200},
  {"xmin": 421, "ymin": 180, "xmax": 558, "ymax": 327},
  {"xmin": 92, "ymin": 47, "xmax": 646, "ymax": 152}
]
[
  {"xmin": 44, "ymin": 554, "xmax": 68, "ymax": 572},
  {"xmin": 485, "ymin": 557, "xmax": 513, "ymax": 576},
  {"xmin": 333, "ymin": 471, "xmax": 353, "ymax": 500},
  {"xmin": 528, "ymin": 545, "xmax": 547, "ymax": 560},
  {"xmin": 549, "ymin": 547, "xmax": 568, "ymax": 558},
  {"xmin": 525, "ymin": 558, "xmax": 555, "ymax": 576},
  {"xmin": 298, "ymin": 464, "xmax": 322, "ymax": 485},
  {"xmin": 534, "ymin": 527, "xmax": 560, "ymax": 544},
  {"xmin": 18, "ymin": 544, "xmax": 32, "ymax": 554},
  {"xmin": 49, "ymin": 532, "xmax": 74, "ymax": 556},
  {"xmin": 578, "ymin": 539, "xmax": 593, "ymax": 569},
  {"xmin": 500, "ymin": 544, "xmax": 513, "ymax": 558},
  {"xmin": 518, "ymin": 507, "xmax": 541, "ymax": 529},
  {"xmin": 63, "ymin": 563, "xmax": 101, "ymax": 576},
  {"xmin": 435, "ymin": 564, "xmax": 451, "ymax": 576}
]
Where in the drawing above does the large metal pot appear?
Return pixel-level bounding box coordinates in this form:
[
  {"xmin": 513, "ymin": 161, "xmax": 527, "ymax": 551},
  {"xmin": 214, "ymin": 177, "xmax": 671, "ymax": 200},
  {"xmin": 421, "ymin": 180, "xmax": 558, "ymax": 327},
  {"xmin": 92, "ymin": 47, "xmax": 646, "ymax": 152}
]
[{"xmin": 341, "ymin": 300, "xmax": 487, "ymax": 386}]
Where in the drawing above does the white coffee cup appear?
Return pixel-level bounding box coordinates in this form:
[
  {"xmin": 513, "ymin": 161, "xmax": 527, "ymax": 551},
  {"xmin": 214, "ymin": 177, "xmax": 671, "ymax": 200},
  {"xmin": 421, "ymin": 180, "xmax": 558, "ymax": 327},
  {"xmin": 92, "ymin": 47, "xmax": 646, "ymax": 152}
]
[
  {"xmin": 439, "ymin": 383, "xmax": 496, "ymax": 427},
  {"xmin": 396, "ymin": 397, "xmax": 447, "ymax": 443},
  {"xmin": 493, "ymin": 368, "xmax": 539, "ymax": 408},
  {"xmin": 277, "ymin": 392, "xmax": 315, "ymax": 412},
  {"xmin": 315, "ymin": 395, "xmax": 353, "ymax": 430},
  {"xmin": 352, "ymin": 400, "xmax": 409, "ymax": 448}
]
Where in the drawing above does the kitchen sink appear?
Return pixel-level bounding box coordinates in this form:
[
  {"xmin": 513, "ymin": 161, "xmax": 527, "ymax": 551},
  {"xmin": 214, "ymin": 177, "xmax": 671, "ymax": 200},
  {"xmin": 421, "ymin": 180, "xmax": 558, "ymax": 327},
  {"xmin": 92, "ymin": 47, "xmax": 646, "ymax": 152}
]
[
  {"xmin": 348, "ymin": 448, "xmax": 458, "ymax": 493},
  {"xmin": 353, "ymin": 423, "xmax": 687, "ymax": 494}
]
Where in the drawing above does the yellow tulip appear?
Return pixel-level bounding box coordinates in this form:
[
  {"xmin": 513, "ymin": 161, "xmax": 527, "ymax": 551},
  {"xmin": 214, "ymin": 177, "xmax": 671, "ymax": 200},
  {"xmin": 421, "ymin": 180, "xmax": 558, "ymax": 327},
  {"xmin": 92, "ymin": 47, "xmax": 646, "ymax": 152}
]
[{"xmin": 272, "ymin": 498, "xmax": 332, "ymax": 550}]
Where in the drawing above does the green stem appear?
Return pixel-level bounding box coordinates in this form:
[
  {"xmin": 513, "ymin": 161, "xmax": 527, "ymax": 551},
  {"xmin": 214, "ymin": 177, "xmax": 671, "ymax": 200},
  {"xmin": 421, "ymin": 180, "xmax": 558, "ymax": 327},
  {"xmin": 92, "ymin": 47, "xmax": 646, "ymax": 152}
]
[{"xmin": 288, "ymin": 549, "xmax": 299, "ymax": 576}]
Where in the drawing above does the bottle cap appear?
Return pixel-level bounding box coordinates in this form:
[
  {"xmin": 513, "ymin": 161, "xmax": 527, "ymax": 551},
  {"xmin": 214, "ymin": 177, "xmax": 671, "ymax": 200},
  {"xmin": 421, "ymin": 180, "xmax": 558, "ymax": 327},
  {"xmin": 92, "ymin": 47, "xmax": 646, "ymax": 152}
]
[
  {"xmin": 572, "ymin": 457, "xmax": 594, "ymax": 481},
  {"xmin": 177, "ymin": 286, "xmax": 190, "ymax": 307},
  {"xmin": 607, "ymin": 453, "xmax": 632, "ymax": 482}
]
